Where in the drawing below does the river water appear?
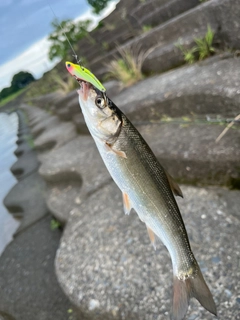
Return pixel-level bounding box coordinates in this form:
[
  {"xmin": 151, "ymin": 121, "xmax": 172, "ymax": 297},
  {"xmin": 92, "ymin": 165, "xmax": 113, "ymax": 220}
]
[{"xmin": 0, "ymin": 112, "xmax": 20, "ymax": 256}]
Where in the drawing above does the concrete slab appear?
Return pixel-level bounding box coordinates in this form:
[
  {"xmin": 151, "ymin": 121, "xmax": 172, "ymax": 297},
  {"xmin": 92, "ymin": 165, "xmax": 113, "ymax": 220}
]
[
  {"xmin": 4, "ymin": 172, "xmax": 48, "ymax": 233},
  {"xmin": 136, "ymin": 121, "xmax": 240, "ymax": 187},
  {"xmin": 39, "ymin": 136, "xmax": 111, "ymax": 223},
  {"xmin": 72, "ymin": 114, "xmax": 89, "ymax": 135},
  {"xmin": 31, "ymin": 115, "xmax": 59, "ymax": 138},
  {"xmin": 113, "ymin": 57, "xmax": 240, "ymax": 121},
  {"xmin": 27, "ymin": 91, "xmax": 65, "ymax": 110},
  {"xmin": 34, "ymin": 121, "xmax": 77, "ymax": 152},
  {"xmin": 90, "ymin": 0, "xmax": 240, "ymax": 77},
  {"xmin": 56, "ymin": 182, "xmax": 240, "ymax": 319},
  {"xmin": 0, "ymin": 216, "xmax": 78, "ymax": 320},
  {"xmin": 10, "ymin": 150, "xmax": 39, "ymax": 180},
  {"xmin": 10, "ymin": 110, "xmax": 39, "ymax": 180},
  {"xmin": 20, "ymin": 105, "xmax": 49, "ymax": 127}
]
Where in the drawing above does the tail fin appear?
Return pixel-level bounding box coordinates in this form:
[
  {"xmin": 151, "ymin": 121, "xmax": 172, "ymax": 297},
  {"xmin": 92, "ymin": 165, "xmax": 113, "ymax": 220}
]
[{"xmin": 172, "ymin": 267, "xmax": 217, "ymax": 320}]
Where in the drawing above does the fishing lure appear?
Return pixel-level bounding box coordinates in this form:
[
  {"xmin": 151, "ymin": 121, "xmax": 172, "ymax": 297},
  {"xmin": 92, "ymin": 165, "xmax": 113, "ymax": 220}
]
[{"xmin": 65, "ymin": 61, "xmax": 106, "ymax": 93}]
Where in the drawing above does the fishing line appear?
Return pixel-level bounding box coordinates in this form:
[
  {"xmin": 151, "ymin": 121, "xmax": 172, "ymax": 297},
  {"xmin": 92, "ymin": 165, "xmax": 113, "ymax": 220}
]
[{"xmin": 47, "ymin": 3, "xmax": 82, "ymax": 66}]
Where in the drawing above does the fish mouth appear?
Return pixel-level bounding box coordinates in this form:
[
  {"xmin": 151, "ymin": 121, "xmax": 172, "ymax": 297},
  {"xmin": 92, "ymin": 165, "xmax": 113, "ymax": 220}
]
[{"xmin": 75, "ymin": 77, "xmax": 91, "ymax": 101}]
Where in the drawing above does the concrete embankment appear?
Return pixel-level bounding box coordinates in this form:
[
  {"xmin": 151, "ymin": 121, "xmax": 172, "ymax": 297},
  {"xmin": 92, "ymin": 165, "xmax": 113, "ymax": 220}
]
[
  {"xmin": 0, "ymin": 110, "xmax": 78, "ymax": 320},
  {"xmin": 0, "ymin": 112, "xmax": 19, "ymax": 256},
  {"xmin": 1, "ymin": 0, "xmax": 240, "ymax": 316},
  {"xmin": 17, "ymin": 55, "xmax": 240, "ymax": 319}
]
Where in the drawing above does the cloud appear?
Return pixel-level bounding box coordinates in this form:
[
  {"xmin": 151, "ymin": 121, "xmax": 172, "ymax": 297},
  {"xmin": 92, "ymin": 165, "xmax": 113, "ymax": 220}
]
[
  {"xmin": 0, "ymin": 37, "xmax": 59, "ymax": 90},
  {"xmin": 0, "ymin": 1, "xmax": 117, "ymax": 90}
]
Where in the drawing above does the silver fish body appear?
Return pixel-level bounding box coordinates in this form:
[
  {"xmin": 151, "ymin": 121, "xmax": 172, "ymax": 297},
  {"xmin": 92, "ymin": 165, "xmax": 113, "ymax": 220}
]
[
  {"xmin": 96, "ymin": 113, "xmax": 194, "ymax": 273},
  {"xmin": 77, "ymin": 83, "xmax": 216, "ymax": 320}
]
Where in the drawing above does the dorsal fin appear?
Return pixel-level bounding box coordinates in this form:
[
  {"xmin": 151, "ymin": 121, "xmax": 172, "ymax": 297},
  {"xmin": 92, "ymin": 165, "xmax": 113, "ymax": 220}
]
[{"xmin": 165, "ymin": 170, "xmax": 183, "ymax": 198}]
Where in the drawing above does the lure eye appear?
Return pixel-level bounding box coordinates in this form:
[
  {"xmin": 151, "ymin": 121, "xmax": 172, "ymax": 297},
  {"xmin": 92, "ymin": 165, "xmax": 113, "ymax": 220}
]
[
  {"xmin": 67, "ymin": 63, "xmax": 71, "ymax": 67},
  {"xmin": 95, "ymin": 96, "xmax": 105, "ymax": 109}
]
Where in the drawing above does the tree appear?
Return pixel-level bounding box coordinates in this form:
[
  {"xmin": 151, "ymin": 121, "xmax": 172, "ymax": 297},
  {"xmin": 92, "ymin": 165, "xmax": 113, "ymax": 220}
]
[
  {"xmin": 11, "ymin": 71, "xmax": 35, "ymax": 90},
  {"xmin": 48, "ymin": 18, "xmax": 92, "ymax": 61},
  {"xmin": 87, "ymin": 0, "xmax": 110, "ymax": 14},
  {"xmin": 0, "ymin": 86, "xmax": 14, "ymax": 100},
  {"xmin": 0, "ymin": 71, "xmax": 35, "ymax": 101}
]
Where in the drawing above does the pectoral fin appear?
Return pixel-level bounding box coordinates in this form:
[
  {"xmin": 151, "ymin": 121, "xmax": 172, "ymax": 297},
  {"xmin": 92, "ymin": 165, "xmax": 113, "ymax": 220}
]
[
  {"xmin": 122, "ymin": 192, "xmax": 132, "ymax": 215},
  {"xmin": 165, "ymin": 170, "xmax": 183, "ymax": 198},
  {"xmin": 105, "ymin": 143, "xmax": 127, "ymax": 159},
  {"xmin": 146, "ymin": 225, "xmax": 157, "ymax": 250}
]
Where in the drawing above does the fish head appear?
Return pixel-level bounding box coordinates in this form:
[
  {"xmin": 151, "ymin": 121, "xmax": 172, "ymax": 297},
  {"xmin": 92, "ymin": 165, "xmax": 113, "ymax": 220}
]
[
  {"xmin": 77, "ymin": 81, "xmax": 122, "ymax": 144},
  {"xmin": 65, "ymin": 61, "xmax": 121, "ymax": 143}
]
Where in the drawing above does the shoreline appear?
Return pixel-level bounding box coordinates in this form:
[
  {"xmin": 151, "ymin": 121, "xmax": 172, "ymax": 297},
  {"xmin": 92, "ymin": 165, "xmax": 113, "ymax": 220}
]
[
  {"xmin": 0, "ymin": 107, "xmax": 78, "ymax": 320},
  {"xmin": 0, "ymin": 111, "xmax": 20, "ymax": 256}
]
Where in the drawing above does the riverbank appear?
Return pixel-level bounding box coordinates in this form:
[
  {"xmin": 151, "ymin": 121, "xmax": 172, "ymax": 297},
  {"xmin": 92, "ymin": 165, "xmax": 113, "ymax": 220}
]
[
  {"xmin": 0, "ymin": 112, "xmax": 20, "ymax": 255},
  {"xmin": 0, "ymin": 109, "xmax": 78, "ymax": 320}
]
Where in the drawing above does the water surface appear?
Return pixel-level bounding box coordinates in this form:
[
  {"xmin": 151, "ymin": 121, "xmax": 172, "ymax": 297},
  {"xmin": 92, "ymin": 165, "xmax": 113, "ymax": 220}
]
[{"xmin": 0, "ymin": 112, "xmax": 20, "ymax": 256}]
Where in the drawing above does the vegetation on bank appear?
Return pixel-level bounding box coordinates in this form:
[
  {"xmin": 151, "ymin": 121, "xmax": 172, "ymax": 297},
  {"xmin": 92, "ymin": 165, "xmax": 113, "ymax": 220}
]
[
  {"xmin": 87, "ymin": 0, "xmax": 112, "ymax": 14},
  {"xmin": 0, "ymin": 0, "xmax": 219, "ymax": 103},
  {"xmin": 105, "ymin": 45, "xmax": 154, "ymax": 87},
  {"xmin": 0, "ymin": 71, "xmax": 35, "ymax": 105},
  {"xmin": 48, "ymin": 19, "xmax": 93, "ymax": 61},
  {"xmin": 0, "ymin": 88, "xmax": 27, "ymax": 107},
  {"xmin": 1, "ymin": 0, "xmax": 112, "ymax": 105},
  {"xmin": 176, "ymin": 25, "xmax": 215, "ymax": 64},
  {"xmin": 24, "ymin": 23, "xmax": 217, "ymax": 99}
]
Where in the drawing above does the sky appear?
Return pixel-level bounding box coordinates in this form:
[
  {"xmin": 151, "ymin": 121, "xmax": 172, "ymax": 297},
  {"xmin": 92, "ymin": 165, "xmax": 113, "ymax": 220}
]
[{"xmin": 0, "ymin": 0, "xmax": 117, "ymax": 90}]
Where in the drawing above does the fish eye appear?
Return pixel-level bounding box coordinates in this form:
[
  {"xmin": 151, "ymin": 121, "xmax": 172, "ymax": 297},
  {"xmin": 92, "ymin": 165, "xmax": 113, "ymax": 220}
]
[
  {"xmin": 95, "ymin": 96, "xmax": 105, "ymax": 109},
  {"xmin": 67, "ymin": 63, "xmax": 71, "ymax": 67}
]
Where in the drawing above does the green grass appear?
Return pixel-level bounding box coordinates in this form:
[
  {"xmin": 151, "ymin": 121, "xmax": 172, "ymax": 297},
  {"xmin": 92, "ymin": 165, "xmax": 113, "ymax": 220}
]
[
  {"xmin": 195, "ymin": 25, "xmax": 215, "ymax": 60},
  {"xmin": 106, "ymin": 45, "xmax": 154, "ymax": 87},
  {"xmin": 0, "ymin": 88, "xmax": 27, "ymax": 107},
  {"xmin": 50, "ymin": 219, "xmax": 61, "ymax": 230},
  {"xmin": 176, "ymin": 25, "xmax": 215, "ymax": 64},
  {"xmin": 142, "ymin": 25, "xmax": 152, "ymax": 33},
  {"xmin": 175, "ymin": 44, "xmax": 197, "ymax": 64}
]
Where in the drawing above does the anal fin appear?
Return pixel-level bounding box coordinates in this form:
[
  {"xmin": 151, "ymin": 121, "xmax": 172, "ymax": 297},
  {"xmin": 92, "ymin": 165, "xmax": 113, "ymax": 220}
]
[
  {"xmin": 122, "ymin": 192, "xmax": 132, "ymax": 215},
  {"xmin": 146, "ymin": 225, "xmax": 157, "ymax": 250}
]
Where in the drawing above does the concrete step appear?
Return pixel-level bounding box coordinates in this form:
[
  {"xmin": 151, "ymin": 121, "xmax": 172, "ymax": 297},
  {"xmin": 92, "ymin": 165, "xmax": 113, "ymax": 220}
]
[
  {"xmin": 130, "ymin": 0, "xmax": 199, "ymax": 28},
  {"xmin": 76, "ymin": 0, "xmax": 200, "ymax": 65},
  {"xmin": 21, "ymin": 105, "xmax": 77, "ymax": 153},
  {"xmin": 38, "ymin": 136, "xmax": 111, "ymax": 223},
  {"xmin": 55, "ymin": 181, "xmax": 240, "ymax": 319},
  {"xmin": 113, "ymin": 57, "xmax": 240, "ymax": 120},
  {"xmin": 89, "ymin": 0, "xmax": 240, "ymax": 78},
  {"xmin": 0, "ymin": 216, "xmax": 79, "ymax": 320},
  {"xmin": 136, "ymin": 121, "xmax": 240, "ymax": 188}
]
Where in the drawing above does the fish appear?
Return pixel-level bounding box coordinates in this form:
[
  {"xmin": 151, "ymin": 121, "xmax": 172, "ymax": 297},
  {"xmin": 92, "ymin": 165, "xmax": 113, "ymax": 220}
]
[{"xmin": 66, "ymin": 63, "xmax": 217, "ymax": 320}]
